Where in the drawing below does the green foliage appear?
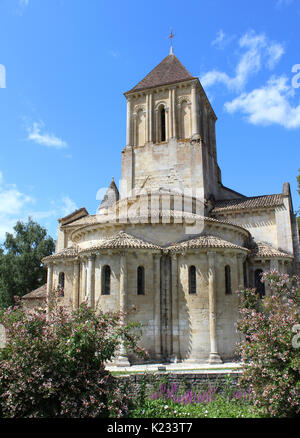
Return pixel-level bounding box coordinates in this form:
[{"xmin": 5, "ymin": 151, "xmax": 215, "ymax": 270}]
[
  {"xmin": 130, "ymin": 395, "xmax": 262, "ymax": 418},
  {"xmin": 297, "ymin": 169, "xmax": 300, "ymax": 232},
  {"xmin": 0, "ymin": 302, "xmax": 145, "ymax": 418},
  {"xmin": 129, "ymin": 376, "xmax": 262, "ymax": 418},
  {"xmin": 0, "ymin": 218, "xmax": 55, "ymax": 307},
  {"xmin": 237, "ymin": 272, "xmax": 300, "ymax": 417}
]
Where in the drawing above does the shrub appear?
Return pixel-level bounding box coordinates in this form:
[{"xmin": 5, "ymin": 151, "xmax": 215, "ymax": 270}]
[
  {"xmin": 237, "ymin": 271, "xmax": 300, "ymax": 417},
  {"xmin": 130, "ymin": 380, "xmax": 258, "ymax": 418},
  {"xmin": 0, "ymin": 299, "xmax": 145, "ymax": 418}
]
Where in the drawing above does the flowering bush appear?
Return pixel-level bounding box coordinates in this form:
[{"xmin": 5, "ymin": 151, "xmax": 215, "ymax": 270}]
[
  {"xmin": 237, "ymin": 271, "xmax": 300, "ymax": 417},
  {"xmin": 130, "ymin": 380, "xmax": 257, "ymax": 418},
  {"xmin": 0, "ymin": 300, "xmax": 145, "ymax": 418}
]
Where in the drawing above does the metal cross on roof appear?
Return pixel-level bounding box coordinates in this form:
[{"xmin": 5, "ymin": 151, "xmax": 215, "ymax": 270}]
[{"xmin": 168, "ymin": 28, "xmax": 175, "ymax": 54}]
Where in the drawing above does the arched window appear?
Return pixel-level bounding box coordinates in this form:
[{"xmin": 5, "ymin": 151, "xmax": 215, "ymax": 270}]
[
  {"xmin": 189, "ymin": 266, "xmax": 196, "ymax": 294},
  {"xmin": 225, "ymin": 265, "xmax": 232, "ymax": 295},
  {"xmin": 102, "ymin": 265, "xmax": 111, "ymax": 295},
  {"xmin": 255, "ymin": 269, "xmax": 265, "ymax": 299},
  {"xmin": 58, "ymin": 272, "xmax": 65, "ymax": 297},
  {"xmin": 160, "ymin": 107, "xmax": 166, "ymax": 142},
  {"xmin": 137, "ymin": 266, "xmax": 145, "ymax": 295}
]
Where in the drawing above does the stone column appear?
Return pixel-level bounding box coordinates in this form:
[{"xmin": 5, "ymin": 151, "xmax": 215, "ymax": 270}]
[
  {"xmin": 86, "ymin": 255, "xmax": 95, "ymax": 308},
  {"xmin": 202, "ymin": 102, "xmax": 207, "ymax": 143},
  {"xmin": 133, "ymin": 113, "xmax": 137, "ymax": 147},
  {"xmin": 126, "ymin": 96, "xmax": 131, "ymax": 146},
  {"xmin": 211, "ymin": 118, "xmax": 217, "ymax": 158},
  {"xmin": 169, "ymin": 88, "xmax": 173, "ymax": 138},
  {"xmin": 165, "ymin": 108, "xmax": 170, "ymax": 141},
  {"xmin": 46, "ymin": 264, "xmax": 54, "ymax": 317},
  {"xmin": 117, "ymin": 252, "xmax": 130, "ymax": 366},
  {"xmin": 248, "ymin": 260, "xmax": 255, "ymax": 288},
  {"xmin": 171, "ymin": 254, "xmax": 180, "ymax": 361},
  {"xmin": 207, "ymin": 113, "xmax": 211, "ymax": 150},
  {"xmin": 207, "ymin": 251, "xmax": 222, "ymax": 364},
  {"xmin": 149, "ymin": 92, "xmax": 153, "ymax": 142},
  {"xmin": 155, "ymin": 109, "xmax": 159, "ymax": 143},
  {"xmin": 191, "ymin": 82, "xmax": 199, "ymax": 138},
  {"xmin": 177, "ymin": 103, "xmax": 181, "ymax": 139},
  {"xmin": 237, "ymin": 254, "xmax": 244, "ymax": 290},
  {"xmin": 145, "ymin": 94, "xmax": 149, "ymax": 143},
  {"xmin": 270, "ymin": 258, "xmax": 279, "ymax": 272},
  {"xmin": 72, "ymin": 260, "xmax": 80, "ymax": 309},
  {"xmin": 172, "ymin": 87, "xmax": 176, "ymax": 138},
  {"xmin": 278, "ymin": 259, "xmax": 284, "ymax": 274},
  {"xmin": 153, "ymin": 253, "xmax": 162, "ymax": 359}
]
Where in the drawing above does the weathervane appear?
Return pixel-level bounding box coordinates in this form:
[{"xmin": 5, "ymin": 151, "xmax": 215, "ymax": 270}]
[{"xmin": 168, "ymin": 28, "xmax": 175, "ymax": 54}]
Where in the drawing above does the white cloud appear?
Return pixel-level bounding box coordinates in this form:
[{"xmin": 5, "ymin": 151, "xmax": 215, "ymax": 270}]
[
  {"xmin": 201, "ymin": 30, "xmax": 285, "ymax": 91},
  {"xmin": 0, "ymin": 173, "xmax": 34, "ymax": 240},
  {"xmin": 225, "ymin": 76, "xmax": 300, "ymax": 129},
  {"xmin": 27, "ymin": 121, "xmax": 67, "ymax": 149},
  {"xmin": 211, "ymin": 30, "xmax": 235, "ymax": 49},
  {"xmin": 61, "ymin": 196, "xmax": 78, "ymax": 216},
  {"xmin": 0, "ymin": 172, "xmax": 79, "ymax": 240},
  {"xmin": 211, "ymin": 30, "xmax": 226, "ymax": 47}
]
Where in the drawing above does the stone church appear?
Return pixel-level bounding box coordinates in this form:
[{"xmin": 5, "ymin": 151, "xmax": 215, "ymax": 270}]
[{"xmin": 42, "ymin": 49, "xmax": 300, "ymax": 365}]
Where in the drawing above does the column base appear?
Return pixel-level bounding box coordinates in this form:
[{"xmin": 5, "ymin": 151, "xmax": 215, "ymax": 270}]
[
  {"xmin": 115, "ymin": 355, "xmax": 131, "ymax": 367},
  {"xmin": 208, "ymin": 352, "xmax": 223, "ymax": 364},
  {"xmin": 191, "ymin": 133, "xmax": 200, "ymax": 142}
]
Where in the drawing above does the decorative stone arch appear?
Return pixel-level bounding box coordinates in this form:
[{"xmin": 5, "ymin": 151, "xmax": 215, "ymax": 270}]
[
  {"xmin": 176, "ymin": 96, "xmax": 192, "ymax": 139},
  {"xmin": 133, "ymin": 105, "xmax": 146, "ymax": 146}
]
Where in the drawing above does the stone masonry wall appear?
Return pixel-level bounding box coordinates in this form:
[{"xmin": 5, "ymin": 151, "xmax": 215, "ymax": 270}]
[{"xmin": 116, "ymin": 372, "xmax": 242, "ymax": 400}]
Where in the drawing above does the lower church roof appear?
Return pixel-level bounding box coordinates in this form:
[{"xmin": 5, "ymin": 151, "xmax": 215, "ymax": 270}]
[
  {"xmin": 212, "ymin": 194, "xmax": 284, "ymax": 214},
  {"xmin": 250, "ymin": 241, "xmax": 293, "ymax": 259},
  {"xmin": 167, "ymin": 235, "xmax": 248, "ymax": 253},
  {"xmin": 79, "ymin": 231, "xmax": 161, "ymax": 253}
]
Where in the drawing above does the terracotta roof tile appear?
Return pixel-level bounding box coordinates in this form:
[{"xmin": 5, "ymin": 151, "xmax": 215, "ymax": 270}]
[
  {"xmin": 126, "ymin": 54, "xmax": 196, "ymax": 93},
  {"xmin": 168, "ymin": 235, "xmax": 248, "ymax": 252},
  {"xmin": 42, "ymin": 246, "xmax": 78, "ymax": 262},
  {"xmin": 22, "ymin": 284, "xmax": 47, "ymax": 300},
  {"xmin": 212, "ymin": 194, "xmax": 284, "ymax": 213},
  {"xmin": 250, "ymin": 241, "xmax": 293, "ymax": 259},
  {"xmin": 79, "ymin": 231, "xmax": 160, "ymax": 253}
]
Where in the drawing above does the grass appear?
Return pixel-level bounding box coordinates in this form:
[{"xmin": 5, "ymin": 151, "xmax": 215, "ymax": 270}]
[
  {"xmin": 127, "ymin": 378, "xmax": 266, "ymax": 418},
  {"xmin": 129, "ymin": 396, "xmax": 263, "ymax": 418}
]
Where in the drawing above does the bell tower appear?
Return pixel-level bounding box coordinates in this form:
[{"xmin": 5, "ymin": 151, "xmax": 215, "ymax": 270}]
[{"xmin": 120, "ymin": 50, "xmax": 227, "ymax": 203}]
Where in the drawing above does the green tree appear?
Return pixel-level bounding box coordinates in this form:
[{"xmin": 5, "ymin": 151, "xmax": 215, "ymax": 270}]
[
  {"xmin": 297, "ymin": 169, "xmax": 300, "ymax": 231},
  {"xmin": 237, "ymin": 272, "xmax": 300, "ymax": 417},
  {"xmin": 0, "ymin": 303, "xmax": 145, "ymax": 418},
  {"xmin": 0, "ymin": 218, "xmax": 55, "ymax": 307}
]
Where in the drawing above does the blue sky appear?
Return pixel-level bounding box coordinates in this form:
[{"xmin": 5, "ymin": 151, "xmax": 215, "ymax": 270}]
[{"xmin": 0, "ymin": 0, "xmax": 299, "ymax": 241}]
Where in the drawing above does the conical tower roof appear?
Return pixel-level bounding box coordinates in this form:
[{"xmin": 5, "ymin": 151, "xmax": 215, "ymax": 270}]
[
  {"xmin": 125, "ymin": 53, "xmax": 197, "ymax": 94},
  {"xmin": 98, "ymin": 178, "xmax": 119, "ymax": 211}
]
